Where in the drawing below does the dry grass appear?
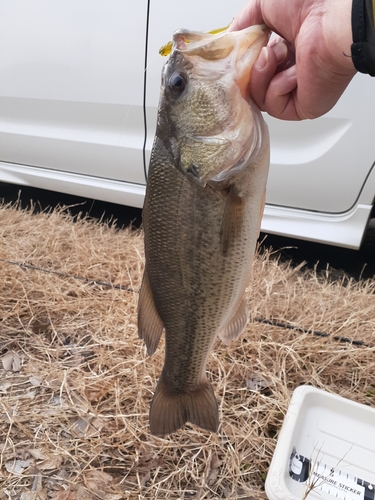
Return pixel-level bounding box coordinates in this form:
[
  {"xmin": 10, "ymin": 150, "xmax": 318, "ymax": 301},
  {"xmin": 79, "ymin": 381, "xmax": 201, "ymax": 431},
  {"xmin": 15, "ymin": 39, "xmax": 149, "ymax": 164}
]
[{"xmin": 0, "ymin": 201, "xmax": 374, "ymax": 500}]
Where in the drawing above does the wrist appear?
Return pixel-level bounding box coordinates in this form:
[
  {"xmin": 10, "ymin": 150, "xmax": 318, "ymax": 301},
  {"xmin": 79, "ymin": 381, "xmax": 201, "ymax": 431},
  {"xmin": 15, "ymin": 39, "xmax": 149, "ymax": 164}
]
[
  {"xmin": 324, "ymin": 0, "xmax": 356, "ymax": 75},
  {"xmin": 351, "ymin": 0, "xmax": 375, "ymax": 75}
]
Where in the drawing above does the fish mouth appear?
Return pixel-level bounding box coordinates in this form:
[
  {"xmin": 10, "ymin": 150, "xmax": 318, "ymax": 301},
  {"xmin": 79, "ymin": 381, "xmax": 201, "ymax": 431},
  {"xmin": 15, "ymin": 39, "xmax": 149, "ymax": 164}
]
[
  {"xmin": 167, "ymin": 25, "xmax": 270, "ymax": 188},
  {"xmin": 172, "ymin": 24, "xmax": 270, "ymax": 62}
]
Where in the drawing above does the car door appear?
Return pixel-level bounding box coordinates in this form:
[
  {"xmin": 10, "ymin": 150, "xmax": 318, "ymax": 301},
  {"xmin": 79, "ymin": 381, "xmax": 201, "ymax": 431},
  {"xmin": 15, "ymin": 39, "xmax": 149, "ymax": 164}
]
[
  {"xmin": 265, "ymin": 73, "xmax": 375, "ymax": 214},
  {"xmin": 0, "ymin": 0, "xmax": 147, "ymax": 186}
]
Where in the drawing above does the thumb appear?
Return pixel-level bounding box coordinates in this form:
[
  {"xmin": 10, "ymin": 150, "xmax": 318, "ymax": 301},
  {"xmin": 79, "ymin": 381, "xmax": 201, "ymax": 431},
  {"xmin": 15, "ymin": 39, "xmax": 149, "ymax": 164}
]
[{"xmin": 229, "ymin": 2, "xmax": 264, "ymax": 31}]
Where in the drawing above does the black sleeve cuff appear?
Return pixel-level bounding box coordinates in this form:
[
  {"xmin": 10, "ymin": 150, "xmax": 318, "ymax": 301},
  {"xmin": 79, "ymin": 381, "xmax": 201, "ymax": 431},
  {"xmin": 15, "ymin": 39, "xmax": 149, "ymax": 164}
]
[{"xmin": 351, "ymin": 0, "xmax": 375, "ymax": 76}]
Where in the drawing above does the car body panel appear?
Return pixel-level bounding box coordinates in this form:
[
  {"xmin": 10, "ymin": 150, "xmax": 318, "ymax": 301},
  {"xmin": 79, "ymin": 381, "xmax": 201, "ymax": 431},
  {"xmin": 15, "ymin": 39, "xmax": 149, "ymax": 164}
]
[
  {"xmin": 265, "ymin": 74, "xmax": 375, "ymax": 214},
  {"xmin": 0, "ymin": 0, "xmax": 148, "ymax": 185},
  {"xmin": 264, "ymin": 159, "xmax": 375, "ymax": 249}
]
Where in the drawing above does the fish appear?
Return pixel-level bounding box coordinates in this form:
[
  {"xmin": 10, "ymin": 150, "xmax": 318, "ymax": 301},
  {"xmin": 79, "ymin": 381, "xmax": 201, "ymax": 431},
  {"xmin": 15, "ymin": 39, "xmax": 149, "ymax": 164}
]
[{"xmin": 138, "ymin": 24, "xmax": 270, "ymax": 437}]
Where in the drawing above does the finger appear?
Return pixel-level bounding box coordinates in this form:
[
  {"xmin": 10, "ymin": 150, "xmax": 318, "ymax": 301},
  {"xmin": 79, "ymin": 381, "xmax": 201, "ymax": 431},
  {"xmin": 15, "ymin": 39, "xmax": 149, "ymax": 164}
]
[
  {"xmin": 269, "ymin": 39, "xmax": 295, "ymax": 72},
  {"xmin": 229, "ymin": 0, "xmax": 264, "ymax": 31},
  {"xmin": 248, "ymin": 42, "xmax": 291, "ymax": 111},
  {"xmin": 263, "ymin": 65, "xmax": 300, "ymax": 120},
  {"xmin": 248, "ymin": 46, "xmax": 278, "ymax": 110}
]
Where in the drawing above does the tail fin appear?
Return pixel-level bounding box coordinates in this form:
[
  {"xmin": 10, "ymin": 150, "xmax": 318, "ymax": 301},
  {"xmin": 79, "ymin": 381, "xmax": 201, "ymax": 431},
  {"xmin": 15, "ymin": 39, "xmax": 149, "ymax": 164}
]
[{"xmin": 149, "ymin": 375, "xmax": 219, "ymax": 437}]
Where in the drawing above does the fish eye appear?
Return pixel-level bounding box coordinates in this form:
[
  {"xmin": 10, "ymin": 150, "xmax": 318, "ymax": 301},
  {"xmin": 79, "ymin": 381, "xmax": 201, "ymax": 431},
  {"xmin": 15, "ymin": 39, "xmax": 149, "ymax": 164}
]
[{"xmin": 168, "ymin": 72, "xmax": 187, "ymax": 96}]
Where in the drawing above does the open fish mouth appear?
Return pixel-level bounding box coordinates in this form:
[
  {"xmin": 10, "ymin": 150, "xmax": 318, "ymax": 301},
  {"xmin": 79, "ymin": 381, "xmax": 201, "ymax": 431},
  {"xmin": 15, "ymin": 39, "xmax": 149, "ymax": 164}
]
[
  {"xmin": 159, "ymin": 24, "xmax": 230, "ymax": 57},
  {"xmin": 171, "ymin": 24, "xmax": 270, "ymax": 62},
  {"xmin": 162, "ymin": 24, "xmax": 270, "ymax": 188}
]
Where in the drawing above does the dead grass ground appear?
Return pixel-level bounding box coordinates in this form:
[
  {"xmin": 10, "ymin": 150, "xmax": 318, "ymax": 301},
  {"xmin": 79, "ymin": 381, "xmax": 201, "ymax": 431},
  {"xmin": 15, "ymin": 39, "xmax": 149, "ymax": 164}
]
[{"xmin": 0, "ymin": 201, "xmax": 374, "ymax": 500}]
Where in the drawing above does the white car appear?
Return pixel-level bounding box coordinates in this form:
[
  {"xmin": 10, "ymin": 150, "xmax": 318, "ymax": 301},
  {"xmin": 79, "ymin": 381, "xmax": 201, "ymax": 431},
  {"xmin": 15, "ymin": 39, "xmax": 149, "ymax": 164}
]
[{"xmin": 1, "ymin": 0, "xmax": 374, "ymax": 249}]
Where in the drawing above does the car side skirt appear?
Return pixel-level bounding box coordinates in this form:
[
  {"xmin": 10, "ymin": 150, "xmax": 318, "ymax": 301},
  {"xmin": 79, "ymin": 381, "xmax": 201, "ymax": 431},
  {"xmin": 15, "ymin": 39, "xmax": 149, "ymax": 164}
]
[
  {"xmin": 0, "ymin": 161, "xmax": 146, "ymax": 209},
  {"xmin": 0, "ymin": 161, "xmax": 372, "ymax": 249},
  {"xmin": 262, "ymin": 203, "xmax": 372, "ymax": 250}
]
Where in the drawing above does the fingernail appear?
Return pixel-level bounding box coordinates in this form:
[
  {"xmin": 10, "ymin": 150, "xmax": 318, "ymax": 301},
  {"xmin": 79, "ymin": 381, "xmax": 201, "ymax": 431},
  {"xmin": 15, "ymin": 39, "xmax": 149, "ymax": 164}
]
[
  {"xmin": 256, "ymin": 47, "xmax": 268, "ymax": 71},
  {"xmin": 273, "ymin": 42, "xmax": 288, "ymax": 63}
]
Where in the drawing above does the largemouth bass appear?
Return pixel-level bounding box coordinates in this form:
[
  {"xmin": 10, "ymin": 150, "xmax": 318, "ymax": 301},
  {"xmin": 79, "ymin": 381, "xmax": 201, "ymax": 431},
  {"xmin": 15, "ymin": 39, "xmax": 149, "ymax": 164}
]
[{"xmin": 138, "ymin": 25, "xmax": 270, "ymax": 437}]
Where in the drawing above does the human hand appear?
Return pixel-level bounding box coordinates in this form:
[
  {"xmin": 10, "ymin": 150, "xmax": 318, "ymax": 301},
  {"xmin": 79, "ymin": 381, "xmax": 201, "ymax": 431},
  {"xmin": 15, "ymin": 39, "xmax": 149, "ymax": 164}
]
[{"xmin": 231, "ymin": 0, "xmax": 357, "ymax": 120}]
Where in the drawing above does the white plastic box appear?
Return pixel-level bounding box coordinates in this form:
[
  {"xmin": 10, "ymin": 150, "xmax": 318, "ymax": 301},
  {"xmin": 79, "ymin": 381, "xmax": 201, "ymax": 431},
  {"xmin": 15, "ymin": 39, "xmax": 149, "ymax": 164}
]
[{"xmin": 265, "ymin": 385, "xmax": 375, "ymax": 500}]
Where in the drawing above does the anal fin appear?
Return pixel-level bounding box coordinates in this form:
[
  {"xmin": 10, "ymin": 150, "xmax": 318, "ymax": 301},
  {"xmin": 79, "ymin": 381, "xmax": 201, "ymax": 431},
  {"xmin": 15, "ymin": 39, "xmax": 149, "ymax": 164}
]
[
  {"xmin": 219, "ymin": 298, "xmax": 248, "ymax": 344},
  {"xmin": 137, "ymin": 269, "xmax": 164, "ymax": 356},
  {"xmin": 149, "ymin": 374, "xmax": 219, "ymax": 437}
]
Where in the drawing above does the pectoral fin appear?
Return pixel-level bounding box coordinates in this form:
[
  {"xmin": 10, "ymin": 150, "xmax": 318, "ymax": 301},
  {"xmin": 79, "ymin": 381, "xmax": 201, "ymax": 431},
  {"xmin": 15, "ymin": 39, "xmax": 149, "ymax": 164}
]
[
  {"xmin": 219, "ymin": 298, "xmax": 248, "ymax": 344},
  {"xmin": 137, "ymin": 269, "xmax": 164, "ymax": 356},
  {"xmin": 220, "ymin": 188, "xmax": 245, "ymax": 256}
]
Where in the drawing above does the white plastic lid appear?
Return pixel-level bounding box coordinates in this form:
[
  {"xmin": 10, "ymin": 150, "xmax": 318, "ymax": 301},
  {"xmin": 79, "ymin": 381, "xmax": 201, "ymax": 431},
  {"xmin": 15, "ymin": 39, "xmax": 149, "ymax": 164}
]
[{"xmin": 265, "ymin": 385, "xmax": 375, "ymax": 500}]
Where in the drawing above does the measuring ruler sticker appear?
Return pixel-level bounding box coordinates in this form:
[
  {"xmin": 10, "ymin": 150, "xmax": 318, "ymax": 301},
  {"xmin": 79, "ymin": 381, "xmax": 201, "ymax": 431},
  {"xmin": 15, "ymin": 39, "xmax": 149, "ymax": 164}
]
[{"xmin": 288, "ymin": 447, "xmax": 375, "ymax": 500}]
